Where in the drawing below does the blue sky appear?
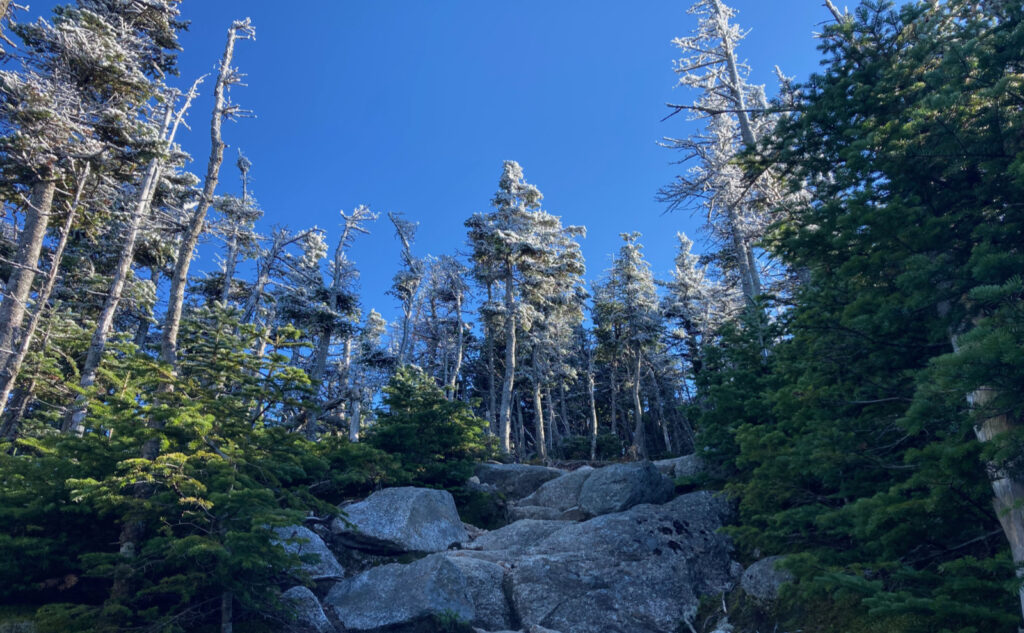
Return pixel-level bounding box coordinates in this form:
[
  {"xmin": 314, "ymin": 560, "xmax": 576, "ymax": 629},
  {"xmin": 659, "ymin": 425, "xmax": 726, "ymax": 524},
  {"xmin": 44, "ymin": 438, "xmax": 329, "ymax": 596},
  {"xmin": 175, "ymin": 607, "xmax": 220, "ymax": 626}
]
[{"xmin": 25, "ymin": 1, "xmax": 840, "ymax": 323}]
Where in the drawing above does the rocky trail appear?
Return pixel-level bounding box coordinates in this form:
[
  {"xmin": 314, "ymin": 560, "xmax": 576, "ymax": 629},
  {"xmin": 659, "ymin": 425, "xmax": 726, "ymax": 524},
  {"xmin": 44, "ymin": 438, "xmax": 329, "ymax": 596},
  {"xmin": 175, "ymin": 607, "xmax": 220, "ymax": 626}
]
[{"xmin": 277, "ymin": 458, "xmax": 789, "ymax": 633}]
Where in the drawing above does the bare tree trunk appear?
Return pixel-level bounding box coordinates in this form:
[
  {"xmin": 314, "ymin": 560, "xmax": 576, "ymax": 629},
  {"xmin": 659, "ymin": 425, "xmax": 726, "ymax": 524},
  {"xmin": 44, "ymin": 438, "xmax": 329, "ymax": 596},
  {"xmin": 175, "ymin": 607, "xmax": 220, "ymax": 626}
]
[
  {"xmin": 349, "ymin": 397, "xmax": 361, "ymax": 442},
  {"xmin": 559, "ymin": 386, "xmax": 568, "ymax": 440},
  {"xmin": 220, "ymin": 590, "xmax": 233, "ymax": 633},
  {"xmin": 532, "ymin": 349, "xmax": 546, "ymax": 461},
  {"xmin": 610, "ymin": 360, "xmax": 619, "ymax": 436},
  {"xmin": 546, "ymin": 385, "xmax": 557, "ymax": 456},
  {"xmin": 586, "ymin": 349, "xmax": 599, "ymax": 461},
  {"xmin": 713, "ymin": 0, "xmax": 762, "ymax": 303},
  {"xmin": 970, "ymin": 385, "xmax": 1024, "ymax": 624},
  {"xmin": 220, "ymin": 236, "xmax": 238, "ymax": 305},
  {"xmin": 67, "ymin": 92, "xmax": 198, "ymax": 434},
  {"xmin": 134, "ymin": 267, "xmax": 160, "ymax": 349},
  {"xmin": 446, "ymin": 289, "xmax": 464, "ymax": 400},
  {"xmin": 514, "ymin": 394, "xmax": 526, "ymax": 462},
  {"xmin": 0, "ymin": 164, "xmax": 86, "ymax": 422},
  {"xmin": 0, "ymin": 174, "xmax": 57, "ymax": 369},
  {"xmin": 498, "ymin": 272, "xmax": 516, "ymax": 454},
  {"xmin": 651, "ymin": 372, "xmax": 673, "ymax": 454},
  {"xmin": 631, "ymin": 351, "xmax": 647, "ymax": 460},
  {"xmin": 486, "ymin": 283, "xmax": 496, "ymax": 432},
  {"xmin": 161, "ymin": 20, "xmax": 252, "ymax": 368}
]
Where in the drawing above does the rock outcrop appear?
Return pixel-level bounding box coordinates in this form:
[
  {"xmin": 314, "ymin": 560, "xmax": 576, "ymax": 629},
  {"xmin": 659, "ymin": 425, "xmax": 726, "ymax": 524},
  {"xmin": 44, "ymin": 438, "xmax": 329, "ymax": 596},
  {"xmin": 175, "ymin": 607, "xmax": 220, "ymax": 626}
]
[
  {"xmin": 282, "ymin": 585, "xmax": 333, "ymax": 633},
  {"xmin": 467, "ymin": 518, "xmax": 569, "ymax": 554},
  {"xmin": 741, "ymin": 555, "xmax": 793, "ymax": 603},
  {"xmin": 474, "ymin": 463, "xmax": 563, "ymax": 499},
  {"xmin": 331, "ymin": 486, "xmax": 467, "ymax": 554},
  {"xmin": 518, "ymin": 466, "xmax": 593, "ymax": 511},
  {"xmin": 324, "ymin": 554, "xmax": 474, "ymax": 632},
  {"xmin": 272, "ymin": 525, "xmax": 345, "ymax": 580},
  {"xmin": 285, "ymin": 460, "xmax": 737, "ymax": 633},
  {"xmin": 508, "ymin": 492, "xmax": 735, "ymax": 633},
  {"xmin": 653, "ymin": 453, "xmax": 705, "ymax": 480},
  {"xmin": 578, "ymin": 460, "xmax": 674, "ymax": 516}
]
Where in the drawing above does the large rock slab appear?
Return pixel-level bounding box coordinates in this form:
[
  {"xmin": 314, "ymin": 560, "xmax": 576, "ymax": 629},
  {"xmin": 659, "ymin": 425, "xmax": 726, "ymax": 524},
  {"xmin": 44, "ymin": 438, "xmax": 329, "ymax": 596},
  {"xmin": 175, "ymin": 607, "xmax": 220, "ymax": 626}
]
[
  {"xmin": 324, "ymin": 554, "xmax": 473, "ymax": 632},
  {"xmin": 474, "ymin": 463, "xmax": 563, "ymax": 499},
  {"xmin": 741, "ymin": 555, "xmax": 793, "ymax": 603},
  {"xmin": 273, "ymin": 525, "xmax": 345, "ymax": 580},
  {"xmin": 653, "ymin": 454, "xmax": 705, "ymax": 479},
  {"xmin": 468, "ymin": 519, "xmax": 569, "ymax": 555},
  {"xmin": 577, "ymin": 461, "xmax": 674, "ymax": 517},
  {"xmin": 282, "ymin": 585, "xmax": 333, "ymax": 632},
  {"xmin": 446, "ymin": 554, "xmax": 514, "ymax": 631},
  {"xmin": 519, "ymin": 466, "xmax": 593, "ymax": 511},
  {"xmin": 332, "ymin": 486, "xmax": 467, "ymax": 554},
  {"xmin": 509, "ymin": 491, "xmax": 735, "ymax": 633}
]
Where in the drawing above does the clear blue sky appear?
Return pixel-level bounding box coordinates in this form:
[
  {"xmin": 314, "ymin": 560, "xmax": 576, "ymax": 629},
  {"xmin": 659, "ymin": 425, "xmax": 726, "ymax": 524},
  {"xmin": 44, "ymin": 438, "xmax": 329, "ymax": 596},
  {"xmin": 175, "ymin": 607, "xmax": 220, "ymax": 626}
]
[{"xmin": 26, "ymin": 1, "xmax": 840, "ymax": 323}]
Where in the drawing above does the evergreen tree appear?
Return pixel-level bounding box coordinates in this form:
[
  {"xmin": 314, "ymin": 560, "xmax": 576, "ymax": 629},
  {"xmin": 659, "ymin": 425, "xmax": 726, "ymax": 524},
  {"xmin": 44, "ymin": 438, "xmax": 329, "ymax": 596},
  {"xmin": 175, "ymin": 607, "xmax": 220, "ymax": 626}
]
[
  {"xmin": 599, "ymin": 233, "xmax": 662, "ymax": 459},
  {"xmin": 705, "ymin": 2, "xmax": 1024, "ymax": 629},
  {"xmin": 466, "ymin": 160, "xmax": 584, "ymax": 456}
]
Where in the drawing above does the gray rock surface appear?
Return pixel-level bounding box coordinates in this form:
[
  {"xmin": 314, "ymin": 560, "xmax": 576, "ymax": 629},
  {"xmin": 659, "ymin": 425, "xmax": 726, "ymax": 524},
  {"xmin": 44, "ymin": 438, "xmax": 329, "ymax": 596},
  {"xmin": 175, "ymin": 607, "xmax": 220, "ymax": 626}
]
[
  {"xmin": 474, "ymin": 463, "xmax": 563, "ymax": 499},
  {"xmin": 332, "ymin": 486, "xmax": 467, "ymax": 554},
  {"xmin": 577, "ymin": 461, "xmax": 674, "ymax": 516},
  {"xmin": 282, "ymin": 585, "xmax": 333, "ymax": 633},
  {"xmin": 474, "ymin": 628, "xmax": 563, "ymax": 633},
  {"xmin": 653, "ymin": 454, "xmax": 705, "ymax": 479},
  {"xmin": 446, "ymin": 554, "xmax": 514, "ymax": 631},
  {"xmin": 468, "ymin": 519, "xmax": 569, "ymax": 554},
  {"xmin": 509, "ymin": 491, "xmax": 735, "ymax": 633},
  {"xmin": 273, "ymin": 525, "xmax": 345, "ymax": 580},
  {"xmin": 518, "ymin": 466, "xmax": 593, "ymax": 511},
  {"xmin": 324, "ymin": 554, "xmax": 473, "ymax": 632},
  {"xmin": 508, "ymin": 505, "xmax": 562, "ymax": 521},
  {"xmin": 674, "ymin": 454, "xmax": 706, "ymax": 479},
  {"xmin": 741, "ymin": 555, "xmax": 793, "ymax": 603}
]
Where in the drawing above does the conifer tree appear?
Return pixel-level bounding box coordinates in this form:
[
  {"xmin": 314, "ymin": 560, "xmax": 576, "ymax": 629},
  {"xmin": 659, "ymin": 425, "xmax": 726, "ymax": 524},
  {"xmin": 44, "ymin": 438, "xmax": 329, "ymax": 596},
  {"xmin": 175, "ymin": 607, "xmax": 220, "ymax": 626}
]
[
  {"xmin": 602, "ymin": 233, "xmax": 661, "ymax": 459},
  {"xmin": 660, "ymin": 0, "xmax": 781, "ymax": 303},
  {"xmin": 387, "ymin": 211, "xmax": 423, "ymax": 366},
  {"xmin": 0, "ymin": 3, "xmax": 176, "ymax": 375},
  {"xmin": 710, "ymin": 2, "xmax": 1024, "ymax": 629}
]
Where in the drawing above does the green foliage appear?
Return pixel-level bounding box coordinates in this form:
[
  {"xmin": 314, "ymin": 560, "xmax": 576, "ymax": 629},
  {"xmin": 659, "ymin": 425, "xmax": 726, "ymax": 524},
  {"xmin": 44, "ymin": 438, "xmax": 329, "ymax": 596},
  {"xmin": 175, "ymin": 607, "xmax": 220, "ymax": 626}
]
[
  {"xmin": 689, "ymin": 1, "xmax": 1024, "ymax": 630},
  {"xmin": 0, "ymin": 307, "xmax": 396, "ymax": 631},
  {"xmin": 428, "ymin": 610, "xmax": 476, "ymax": 633},
  {"xmin": 689, "ymin": 302, "xmax": 778, "ymax": 485},
  {"xmin": 367, "ymin": 365, "xmax": 493, "ymax": 489},
  {"xmin": 451, "ymin": 487, "xmax": 506, "ymax": 530}
]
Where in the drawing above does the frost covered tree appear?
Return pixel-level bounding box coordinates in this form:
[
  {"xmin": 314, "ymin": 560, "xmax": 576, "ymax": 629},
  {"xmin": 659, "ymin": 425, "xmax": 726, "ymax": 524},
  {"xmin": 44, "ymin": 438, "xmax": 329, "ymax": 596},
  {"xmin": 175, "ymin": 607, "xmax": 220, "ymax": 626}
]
[
  {"xmin": 208, "ymin": 152, "xmax": 262, "ymax": 306},
  {"xmin": 660, "ymin": 0, "xmax": 782, "ymax": 304},
  {"xmin": 387, "ymin": 211, "xmax": 423, "ymax": 366},
  {"xmin": 346, "ymin": 308, "xmax": 392, "ymax": 441},
  {"xmin": 413, "ymin": 255, "xmax": 470, "ymax": 400},
  {"xmin": 160, "ymin": 18, "xmax": 254, "ymax": 369},
  {"xmin": 466, "ymin": 161, "xmax": 584, "ymax": 456},
  {"xmin": 0, "ymin": 4, "xmax": 172, "ymax": 375},
  {"xmin": 601, "ymin": 233, "xmax": 662, "ymax": 459},
  {"xmin": 661, "ymin": 232, "xmax": 736, "ymax": 378},
  {"xmin": 309, "ymin": 207, "xmax": 375, "ymax": 386},
  {"xmin": 520, "ymin": 212, "xmax": 585, "ymax": 459},
  {"xmin": 65, "ymin": 83, "xmax": 201, "ymax": 435}
]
